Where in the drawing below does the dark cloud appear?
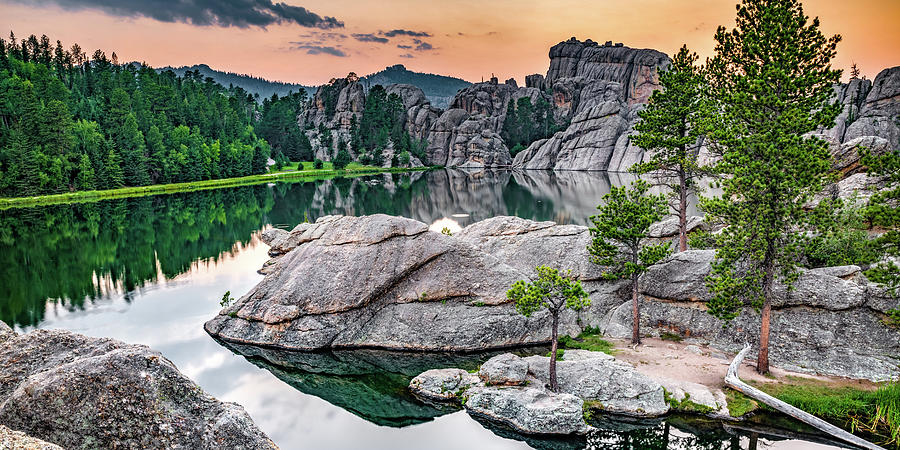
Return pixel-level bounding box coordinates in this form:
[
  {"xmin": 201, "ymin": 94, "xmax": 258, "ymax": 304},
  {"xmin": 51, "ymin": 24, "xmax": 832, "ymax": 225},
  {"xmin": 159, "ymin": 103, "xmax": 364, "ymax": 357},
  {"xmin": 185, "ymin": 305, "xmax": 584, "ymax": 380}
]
[
  {"xmin": 398, "ymin": 53, "xmax": 415, "ymax": 59},
  {"xmin": 396, "ymin": 44, "xmax": 412, "ymax": 49},
  {"xmin": 352, "ymin": 33, "xmax": 388, "ymax": 43},
  {"xmin": 17, "ymin": 0, "xmax": 343, "ymax": 29},
  {"xmin": 289, "ymin": 43, "xmax": 347, "ymax": 57},
  {"xmin": 412, "ymin": 39, "xmax": 434, "ymax": 51},
  {"xmin": 382, "ymin": 29, "xmax": 431, "ymax": 38}
]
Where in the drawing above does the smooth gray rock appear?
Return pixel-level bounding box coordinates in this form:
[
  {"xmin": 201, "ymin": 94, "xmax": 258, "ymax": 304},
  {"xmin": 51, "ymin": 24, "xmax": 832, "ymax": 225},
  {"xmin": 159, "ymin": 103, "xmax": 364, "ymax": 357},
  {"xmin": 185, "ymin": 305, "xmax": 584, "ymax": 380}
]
[
  {"xmin": 523, "ymin": 351, "xmax": 668, "ymax": 417},
  {"xmin": 409, "ymin": 368, "xmax": 482, "ymax": 402},
  {"xmin": 205, "ymin": 214, "xmax": 586, "ymax": 351},
  {"xmin": 464, "ymin": 386, "xmax": 590, "ymax": 435},
  {"xmin": 478, "ymin": 353, "xmax": 529, "ymax": 386},
  {"xmin": 0, "ymin": 329, "xmax": 276, "ymax": 449},
  {"xmin": 641, "ymin": 250, "xmax": 715, "ymax": 302},
  {"xmin": 647, "ymin": 215, "xmax": 705, "ymax": 239}
]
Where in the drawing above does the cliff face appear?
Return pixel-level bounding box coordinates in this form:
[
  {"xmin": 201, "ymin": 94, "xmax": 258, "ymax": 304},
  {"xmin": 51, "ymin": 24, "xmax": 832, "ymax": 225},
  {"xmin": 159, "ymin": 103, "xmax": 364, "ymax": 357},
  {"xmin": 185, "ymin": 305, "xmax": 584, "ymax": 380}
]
[{"xmin": 299, "ymin": 38, "xmax": 899, "ymax": 170}]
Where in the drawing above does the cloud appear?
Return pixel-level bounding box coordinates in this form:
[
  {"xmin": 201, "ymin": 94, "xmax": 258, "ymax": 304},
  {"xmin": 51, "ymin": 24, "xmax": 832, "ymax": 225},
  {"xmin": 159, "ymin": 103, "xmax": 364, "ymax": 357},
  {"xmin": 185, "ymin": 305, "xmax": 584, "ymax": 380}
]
[
  {"xmin": 382, "ymin": 29, "xmax": 431, "ymax": 38},
  {"xmin": 412, "ymin": 39, "xmax": 434, "ymax": 51},
  {"xmin": 398, "ymin": 53, "xmax": 415, "ymax": 59},
  {"xmin": 16, "ymin": 0, "xmax": 344, "ymax": 29},
  {"xmin": 289, "ymin": 43, "xmax": 347, "ymax": 57},
  {"xmin": 352, "ymin": 33, "xmax": 388, "ymax": 43},
  {"xmin": 396, "ymin": 44, "xmax": 412, "ymax": 49}
]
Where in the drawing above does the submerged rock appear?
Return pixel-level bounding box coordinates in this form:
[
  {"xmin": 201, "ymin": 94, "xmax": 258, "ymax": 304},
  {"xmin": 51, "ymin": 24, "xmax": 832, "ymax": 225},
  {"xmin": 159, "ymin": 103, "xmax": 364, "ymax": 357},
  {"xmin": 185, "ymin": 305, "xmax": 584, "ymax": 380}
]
[{"xmin": 0, "ymin": 329, "xmax": 276, "ymax": 449}]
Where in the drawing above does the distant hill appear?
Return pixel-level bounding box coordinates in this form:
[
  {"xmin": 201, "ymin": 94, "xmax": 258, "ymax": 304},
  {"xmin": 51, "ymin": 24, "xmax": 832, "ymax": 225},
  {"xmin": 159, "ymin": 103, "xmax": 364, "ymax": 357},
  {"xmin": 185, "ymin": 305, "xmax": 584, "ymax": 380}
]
[
  {"xmin": 157, "ymin": 64, "xmax": 315, "ymax": 99},
  {"xmin": 157, "ymin": 63, "xmax": 471, "ymax": 108},
  {"xmin": 361, "ymin": 64, "xmax": 472, "ymax": 109}
]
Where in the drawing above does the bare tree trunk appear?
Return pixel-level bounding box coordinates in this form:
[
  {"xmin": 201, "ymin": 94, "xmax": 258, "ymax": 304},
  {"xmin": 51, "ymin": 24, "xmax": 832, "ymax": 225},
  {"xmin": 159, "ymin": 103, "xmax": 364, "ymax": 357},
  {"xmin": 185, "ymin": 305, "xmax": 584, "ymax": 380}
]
[
  {"xmin": 631, "ymin": 275, "xmax": 641, "ymax": 345},
  {"xmin": 726, "ymin": 343, "xmax": 886, "ymax": 450},
  {"xmin": 758, "ymin": 245, "xmax": 775, "ymax": 374},
  {"xmin": 678, "ymin": 170, "xmax": 688, "ymax": 252},
  {"xmin": 549, "ymin": 312, "xmax": 559, "ymax": 392}
]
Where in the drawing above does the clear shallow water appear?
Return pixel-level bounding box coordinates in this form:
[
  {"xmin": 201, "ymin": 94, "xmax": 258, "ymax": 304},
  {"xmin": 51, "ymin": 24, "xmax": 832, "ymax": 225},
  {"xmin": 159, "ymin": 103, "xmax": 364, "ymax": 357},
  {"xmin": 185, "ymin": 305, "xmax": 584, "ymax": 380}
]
[{"xmin": 0, "ymin": 169, "xmax": 844, "ymax": 449}]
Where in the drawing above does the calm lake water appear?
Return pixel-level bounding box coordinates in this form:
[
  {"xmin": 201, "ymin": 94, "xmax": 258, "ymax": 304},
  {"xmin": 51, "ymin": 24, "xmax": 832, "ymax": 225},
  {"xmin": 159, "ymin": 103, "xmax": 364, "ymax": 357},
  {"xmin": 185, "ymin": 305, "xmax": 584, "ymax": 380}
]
[{"xmin": 0, "ymin": 169, "xmax": 845, "ymax": 450}]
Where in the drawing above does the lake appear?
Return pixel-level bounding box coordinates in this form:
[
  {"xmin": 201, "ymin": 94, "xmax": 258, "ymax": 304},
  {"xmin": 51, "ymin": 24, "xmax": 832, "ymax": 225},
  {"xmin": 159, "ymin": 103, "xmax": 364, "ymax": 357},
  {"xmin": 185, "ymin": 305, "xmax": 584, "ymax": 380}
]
[{"xmin": 0, "ymin": 169, "xmax": 844, "ymax": 449}]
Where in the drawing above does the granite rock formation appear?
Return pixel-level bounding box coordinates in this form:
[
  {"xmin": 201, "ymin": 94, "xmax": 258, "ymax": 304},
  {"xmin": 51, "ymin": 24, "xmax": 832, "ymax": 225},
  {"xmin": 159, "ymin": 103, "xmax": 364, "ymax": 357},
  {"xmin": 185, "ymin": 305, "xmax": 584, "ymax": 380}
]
[
  {"xmin": 210, "ymin": 214, "xmax": 899, "ymax": 382},
  {"xmin": 0, "ymin": 328, "xmax": 276, "ymax": 449}
]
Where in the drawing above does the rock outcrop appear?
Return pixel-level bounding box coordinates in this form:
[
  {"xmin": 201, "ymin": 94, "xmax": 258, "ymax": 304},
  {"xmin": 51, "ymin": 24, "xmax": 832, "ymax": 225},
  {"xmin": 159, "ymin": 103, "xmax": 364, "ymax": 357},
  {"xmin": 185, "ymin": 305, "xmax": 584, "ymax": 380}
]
[
  {"xmin": 843, "ymin": 67, "xmax": 900, "ymax": 151},
  {"xmin": 410, "ymin": 351, "xmax": 667, "ymax": 435},
  {"xmin": 299, "ymin": 39, "xmax": 898, "ymax": 171},
  {"xmin": 205, "ymin": 214, "xmax": 597, "ymax": 351},
  {"xmin": 607, "ymin": 250, "xmax": 900, "ymax": 381},
  {"xmin": 0, "ymin": 328, "xmax": 276, "ymax": 449},
  {"xmin": 214, "ymin": 214, "xmax": 899, "ymax": 382}
]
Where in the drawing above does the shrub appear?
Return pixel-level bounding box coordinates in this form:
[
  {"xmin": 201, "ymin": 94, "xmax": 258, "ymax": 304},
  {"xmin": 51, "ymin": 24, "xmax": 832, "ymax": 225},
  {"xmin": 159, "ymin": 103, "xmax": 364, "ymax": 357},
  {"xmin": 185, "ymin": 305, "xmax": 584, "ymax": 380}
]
[{"xmin": 313, "ymin": 159, "xmax": 324, "ymax": 170}]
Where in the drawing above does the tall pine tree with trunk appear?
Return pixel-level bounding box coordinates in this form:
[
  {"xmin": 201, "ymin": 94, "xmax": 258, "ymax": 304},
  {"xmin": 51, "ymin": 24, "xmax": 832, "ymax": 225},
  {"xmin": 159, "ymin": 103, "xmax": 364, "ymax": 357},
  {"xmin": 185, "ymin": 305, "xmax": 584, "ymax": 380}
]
[
  {"xmin": 588, "ymin": 180, "xmax": 671, "ymax": 344},
  {"xmin": 703, "ymin": 0, "xmax": 841, "ymax": 374},
  {"xmin": 631, "ymin": 45, "xmax": 712, "ymax": 252}
]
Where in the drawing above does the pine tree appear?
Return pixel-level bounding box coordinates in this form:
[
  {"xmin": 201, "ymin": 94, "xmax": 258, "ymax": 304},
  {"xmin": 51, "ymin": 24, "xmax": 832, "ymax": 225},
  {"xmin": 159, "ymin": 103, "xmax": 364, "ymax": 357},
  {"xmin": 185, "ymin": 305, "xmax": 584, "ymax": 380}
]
[
  {"xmin": 631, "ymin": 45, "xmax": 712, "ymax": 252},
  {"xmin": 587, "ymin": 180, "xmax": 671, "ymax": 344},
  {"xmin": 703, "ymin": 0, "xmax": 842, "ymax": 373},
  {"xmin": 75, "ymin": 153, "xmax": 95, "ymax": 190},
  {"xmin": 103, "ymin": 148, "xmax": 125, "ymax": 188},
  {"xmin": 507, "ymin": 266, "xmax": 589, "ymax": 392}
]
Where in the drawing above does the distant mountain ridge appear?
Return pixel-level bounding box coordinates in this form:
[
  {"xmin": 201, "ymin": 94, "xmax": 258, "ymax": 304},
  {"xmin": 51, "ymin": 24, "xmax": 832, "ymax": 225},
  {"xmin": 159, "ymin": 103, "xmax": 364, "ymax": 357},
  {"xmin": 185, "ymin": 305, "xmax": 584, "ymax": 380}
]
[
  {"xmin": 361, "ymin": 64, "xmax": 472, "ymax": 109},
  {"xmin": 158, "ymin": 63, "xmax": 472, "ymax": 108},
  {"xmin": 157, "ymin": 64, "xmax": 315, "ymax": 99}
]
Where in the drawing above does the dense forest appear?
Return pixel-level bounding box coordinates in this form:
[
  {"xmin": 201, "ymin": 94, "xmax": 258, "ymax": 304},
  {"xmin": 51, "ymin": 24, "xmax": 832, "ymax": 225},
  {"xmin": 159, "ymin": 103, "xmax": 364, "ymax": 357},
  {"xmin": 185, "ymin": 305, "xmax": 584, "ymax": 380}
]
[{"xmin": 0, "ymin": 32, "xmax": 271, "ymax": 197}]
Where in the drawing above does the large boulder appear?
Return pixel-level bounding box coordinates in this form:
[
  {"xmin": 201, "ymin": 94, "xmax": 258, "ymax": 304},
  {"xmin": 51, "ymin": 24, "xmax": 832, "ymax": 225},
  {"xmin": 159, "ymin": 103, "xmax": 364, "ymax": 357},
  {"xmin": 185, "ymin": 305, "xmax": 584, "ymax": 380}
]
[
  {"xmin": 205, "ymin": 215, "xmax": 592, "ymax": 351},
  {"xmin": 0, "ymin": 329, "xmax": 276, "ymax": 449},
  {"xmin": 523, "ymin": 350, "xmax": 668, "ymax": 417}
]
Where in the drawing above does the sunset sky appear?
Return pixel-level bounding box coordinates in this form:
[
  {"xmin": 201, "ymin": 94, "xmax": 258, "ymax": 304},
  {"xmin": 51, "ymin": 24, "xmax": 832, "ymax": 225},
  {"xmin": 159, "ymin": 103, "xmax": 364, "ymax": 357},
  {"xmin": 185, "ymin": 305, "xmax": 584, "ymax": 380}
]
[{"xmin": 2, "ymin": 0, "xmax": 898, "ymax": 86}]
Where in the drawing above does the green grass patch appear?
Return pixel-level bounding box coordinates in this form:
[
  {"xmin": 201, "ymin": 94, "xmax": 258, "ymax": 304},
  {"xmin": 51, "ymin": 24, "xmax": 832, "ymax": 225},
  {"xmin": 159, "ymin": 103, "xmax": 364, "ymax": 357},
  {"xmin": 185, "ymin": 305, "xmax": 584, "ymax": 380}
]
[
  {"xmin": 724, "ymin": 389, "xmax": 759, "ymax": 418},
  {"xmin": 0, "ymin": 164, "xmax": 433, "ymax": 210},
  {"xmin": 755, "ymin": 380, "xmax": 899, "ymax": 447},
  {"xmin": 557, "ymin": 326, "xmax": 615, "ymax": 355},
  {"xmin": 546, "ymin": 348, "xmax": 565, "ymax": 360},
  {"xmin": 664, "ymin": 388, "xmax": 715, "ymax": 415}
]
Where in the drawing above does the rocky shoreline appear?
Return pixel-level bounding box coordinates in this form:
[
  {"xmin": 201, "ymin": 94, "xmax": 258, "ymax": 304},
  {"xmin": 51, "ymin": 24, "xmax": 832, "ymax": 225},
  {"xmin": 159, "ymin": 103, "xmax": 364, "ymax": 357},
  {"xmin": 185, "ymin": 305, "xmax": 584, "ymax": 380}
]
[
  {"xmin": 0, "ymin": 321, "xmax": 277, "ymax": 449},
  {"xmin": 205, "ymin": 213, "xmax": 899, "ymax": 382}
]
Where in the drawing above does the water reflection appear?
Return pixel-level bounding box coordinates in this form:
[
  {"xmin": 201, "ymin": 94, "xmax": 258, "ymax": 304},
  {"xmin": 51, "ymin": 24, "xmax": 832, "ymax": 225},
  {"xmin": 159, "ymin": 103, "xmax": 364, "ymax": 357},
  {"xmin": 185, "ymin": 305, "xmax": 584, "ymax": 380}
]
[
  {"xmin": 1, "ymin": 169, "xmax": 637, "ymax": 329},
  {"xmin": 0, "ymin": 169, "xmax": 836, "ymax": 449}
]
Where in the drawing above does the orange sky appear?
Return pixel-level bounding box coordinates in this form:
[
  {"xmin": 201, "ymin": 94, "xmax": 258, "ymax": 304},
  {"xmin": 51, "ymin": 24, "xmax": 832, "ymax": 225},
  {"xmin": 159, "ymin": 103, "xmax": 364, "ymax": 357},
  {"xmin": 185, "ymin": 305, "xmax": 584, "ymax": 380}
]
[{"xmin": 2, "ymin": 0, "xmax": 898, "ymax": 85}]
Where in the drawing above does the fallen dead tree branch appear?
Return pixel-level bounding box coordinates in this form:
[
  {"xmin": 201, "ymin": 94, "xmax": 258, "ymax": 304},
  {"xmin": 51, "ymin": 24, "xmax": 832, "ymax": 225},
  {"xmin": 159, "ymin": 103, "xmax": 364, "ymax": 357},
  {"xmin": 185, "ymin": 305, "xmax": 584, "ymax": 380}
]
[{"xmin": 725, "ymin": 343, "xmax": 885, "ymax": 450}]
